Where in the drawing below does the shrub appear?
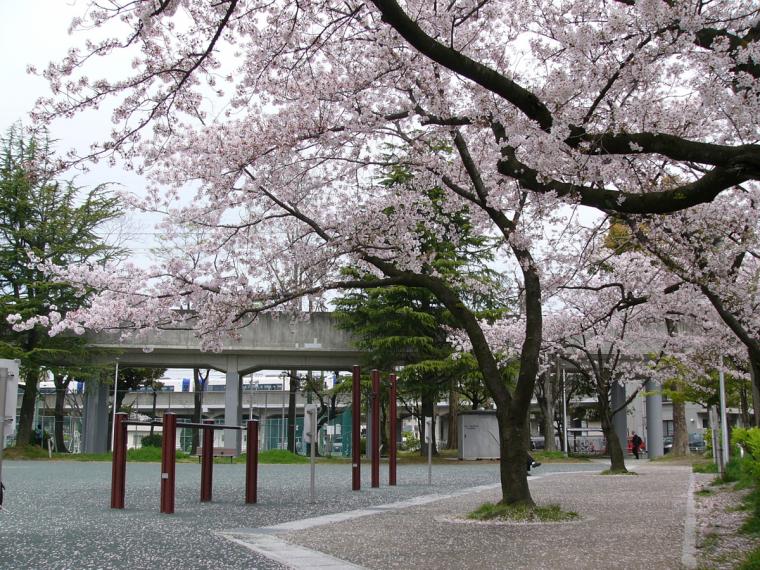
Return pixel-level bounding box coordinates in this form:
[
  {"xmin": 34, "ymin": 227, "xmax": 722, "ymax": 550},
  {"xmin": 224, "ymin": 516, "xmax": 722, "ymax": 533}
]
[
  {"xmin": 400, "ymin": 432, "xmax": 420, "ymax": 452},
  {"xmin": 140, "ymin": 434, "xmax": 163, "ymax": 448},
  {"xmin": 126, "ymin": 447, "xmax": 189, "ymax": 462},
  {"xmin": 256, "ymin": 450, "xmax": 309, "ymax": 464},
  {"xmin": 732, "ymin": 428, "xmax": 760, "ymax": 482}
]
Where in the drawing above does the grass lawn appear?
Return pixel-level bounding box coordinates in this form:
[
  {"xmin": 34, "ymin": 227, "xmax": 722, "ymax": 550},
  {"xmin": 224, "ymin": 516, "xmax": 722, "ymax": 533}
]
[{"xmin": 4, "ymin": 445, "xmax": 595, "ymax": 465}]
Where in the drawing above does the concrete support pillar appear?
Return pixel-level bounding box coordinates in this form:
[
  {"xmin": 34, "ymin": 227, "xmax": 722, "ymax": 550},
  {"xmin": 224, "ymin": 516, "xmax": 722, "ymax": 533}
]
[
  {"xmin": 225, "ymin": 357, "xmax": 242, "ymax": 453},
  {"xmin": 82, "ymin": 381, "xmax": 109, "ymax": 454},
  {"xmin": 611, "ymin": 381, "xmax": 628, "ymax": 453},
  {"xmin": 646, "ymin": 380, "xmax": 664, "ymax": 459}
]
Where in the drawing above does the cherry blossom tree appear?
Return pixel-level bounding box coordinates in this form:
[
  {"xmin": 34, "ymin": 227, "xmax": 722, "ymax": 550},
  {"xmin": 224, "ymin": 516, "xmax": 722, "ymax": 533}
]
[
  {"xmin": 622, "ymin": 187, "xmax": 760, "ymax": 426},
  {"xmin": 544, "ymin": 251, "xmax": 684, "ymax": 471},
  {"xmin": 23, "ymin": 0, "xmax": 760, "ymax": 504}
]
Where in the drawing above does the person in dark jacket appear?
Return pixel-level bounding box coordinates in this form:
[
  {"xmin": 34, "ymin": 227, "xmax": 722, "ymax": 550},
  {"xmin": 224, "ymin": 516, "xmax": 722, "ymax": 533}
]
[{"xmin": 631, "ymin": 432, "xmax": 643, "ymax": 459}]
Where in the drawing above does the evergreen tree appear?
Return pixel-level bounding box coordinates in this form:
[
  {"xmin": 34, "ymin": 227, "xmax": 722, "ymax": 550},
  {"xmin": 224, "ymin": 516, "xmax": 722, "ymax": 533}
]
[
  {"xmin": 0, "ymin": 126, "xmax": 122, "ymax": 445},
  {"xmin": 335, "ymin": 177, "xmax": 509, "ymax": 453}
]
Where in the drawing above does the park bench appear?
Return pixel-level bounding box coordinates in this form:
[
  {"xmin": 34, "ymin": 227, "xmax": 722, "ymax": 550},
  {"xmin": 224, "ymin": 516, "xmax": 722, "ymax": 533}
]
[{"xmin": 194, "ymin": 447, "xmax": 238, "ymax": 463}]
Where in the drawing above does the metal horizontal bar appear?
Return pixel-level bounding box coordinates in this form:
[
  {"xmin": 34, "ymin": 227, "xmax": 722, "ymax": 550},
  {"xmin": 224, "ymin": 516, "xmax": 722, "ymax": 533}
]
[{"xmin": 123, "ymin": 420, "xmax": 257, "ymax": 430}]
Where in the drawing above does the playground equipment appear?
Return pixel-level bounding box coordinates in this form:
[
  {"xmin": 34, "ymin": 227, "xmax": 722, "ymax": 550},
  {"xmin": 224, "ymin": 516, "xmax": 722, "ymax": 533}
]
[
  {"xmin": 109, "ymin": 364, "xmax": 399, "ymax": 514},
  {"xmin": 110, "ymin": 413, "xmax": 259, "ymax": 514},
  {"xmin": 351, "ymin": 366, "xmax": 398, "ymax": 492}
]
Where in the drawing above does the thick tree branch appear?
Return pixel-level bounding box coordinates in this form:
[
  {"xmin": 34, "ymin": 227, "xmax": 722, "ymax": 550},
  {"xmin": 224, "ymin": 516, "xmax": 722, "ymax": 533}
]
[
  {"xmin": 498, "ymin": 149, "xmax": 750, "ymax": 214},
  {"xmin": 370, "ymin": 0, "xmax": 553, "ymax": 131}
]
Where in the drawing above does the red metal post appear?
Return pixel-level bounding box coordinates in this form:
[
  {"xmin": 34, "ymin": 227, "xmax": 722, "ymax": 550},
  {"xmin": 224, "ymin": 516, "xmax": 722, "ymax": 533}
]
[
  {"xmin": 245, "ymin": 420, "xmax": 259, "ymax": 504},
  {"xmin": 160, "ymin": 413, "xmax": 177, "ymax": 514},
  {"xmin": 351, "ymin": 365, "xmax": 361, "ymax": 491},
  {"xmin": 389, "ymin": 374, "xmax": 397, "ymax": 486},
  {"xmin": 110, "ymin": 412, "xmax": 127, "ymax": 509},
  {"xmin": 371, "ymin": 369, "xmax": 380, "ymax": 488},
  {"xmin": 200, "ymin": 419, "xmax": 214, "ymax": 502}
]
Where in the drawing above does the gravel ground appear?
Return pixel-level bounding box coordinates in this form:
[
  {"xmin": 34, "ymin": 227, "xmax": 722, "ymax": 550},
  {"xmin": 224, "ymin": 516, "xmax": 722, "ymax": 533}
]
[
  {"xmin": 0, "ymin": 459, "xmax": 598, "ymax": 570},
  {"xmin": 1, "ymin": 460, "xmax": 711, "ymax": 570},
  {"xmin": 285, "ymin": 462, "xmax": 693, "ymax": 570}
]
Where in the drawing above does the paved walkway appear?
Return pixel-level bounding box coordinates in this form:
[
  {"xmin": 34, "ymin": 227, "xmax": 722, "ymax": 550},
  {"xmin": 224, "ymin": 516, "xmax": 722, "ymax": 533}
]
[{"xmin": 223, "ymin": 462, "xmax": 696, "ymax": 570}]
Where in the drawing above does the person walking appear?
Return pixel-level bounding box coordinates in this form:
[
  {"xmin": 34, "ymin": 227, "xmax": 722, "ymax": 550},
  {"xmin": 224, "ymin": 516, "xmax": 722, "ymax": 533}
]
[{"xmin": 631, "ymin": 432, "xmax": 643, "ymax": 459}]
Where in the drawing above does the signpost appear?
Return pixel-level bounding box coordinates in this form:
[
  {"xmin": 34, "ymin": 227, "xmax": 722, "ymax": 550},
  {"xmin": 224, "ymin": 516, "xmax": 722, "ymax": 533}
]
[{"xmin": 304, "ymin": 403, "xmax": 318, "ymax": 503}]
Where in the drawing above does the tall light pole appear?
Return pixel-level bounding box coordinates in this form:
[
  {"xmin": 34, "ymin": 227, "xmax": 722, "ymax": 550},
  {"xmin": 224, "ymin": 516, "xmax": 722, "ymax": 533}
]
[{"xmin": 111, "ymin": 358, "xmax": 120, "ymax": 451}]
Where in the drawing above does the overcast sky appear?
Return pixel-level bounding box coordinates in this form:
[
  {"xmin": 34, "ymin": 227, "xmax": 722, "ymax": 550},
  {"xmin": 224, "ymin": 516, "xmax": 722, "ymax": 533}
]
[
  {"xmin": 1, "ymin": 1, "xmax": 162, "ymax": 256},
  {"xmin": 3, "ymin": 2, "xmax": 105, "ymax": 160}
]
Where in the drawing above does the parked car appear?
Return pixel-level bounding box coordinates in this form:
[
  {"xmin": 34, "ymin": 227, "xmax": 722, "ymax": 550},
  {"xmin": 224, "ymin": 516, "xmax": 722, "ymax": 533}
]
[
  {"xmin": 663, "ymin": 436, "xmax": 673, "ymax": 454},
  {"xmin": 688, "ymin": 433, "xmax": 706, "ymax": 454}
]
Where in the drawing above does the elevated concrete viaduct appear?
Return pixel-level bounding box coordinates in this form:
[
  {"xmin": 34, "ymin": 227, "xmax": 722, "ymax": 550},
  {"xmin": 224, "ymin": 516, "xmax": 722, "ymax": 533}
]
[{"xmin": 81, "ymin": 313, "xmax": 364, "ymax": 453}]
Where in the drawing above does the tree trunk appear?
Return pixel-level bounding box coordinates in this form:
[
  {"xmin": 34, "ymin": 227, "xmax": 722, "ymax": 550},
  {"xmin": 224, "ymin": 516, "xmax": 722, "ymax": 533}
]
[
  {"xmin": 544, "ymin": 360, "xmax": 560, "ymax": 452},
  {"xmin": 602, "ymin": 412, "xmax": 628, "ymax": 473},
  {"xmin": 495, "ymin": 249, "xmax": 542, "ymax": 505},
  {"xmin": 287, "ymin": 370, "xmax": 298, "ymax": 453},
  {"xmin": 16, "ymin": 367, "xmax": 40, "ymax": 446},
  {"xmin": 53, "ymin": 373, "xmax": 70, "ymax": 453},
  {"xmin": 191, "ymin": 368, "xmax": 206, "ymax": 455},
  {"xmin": 751, "ymin": 353, "xmax": 760, "ymax": 428},
  {"xmin": 601, "ymin": 406, "xmax": 627, "ymax": 473},
  {"xmin": 498, "ymin": 405, "xmax": 533, "ymax": 506},
  {"xmin": 739, "ymin": 382, "xmax": 751, "ymax": 427},
  {"xmin": 536, "ymin": 368, "xmax": 557, "ymax": 452},
  {"xmin": 671, "ymin": 397, "xmax": 689, "ymax": 456},
  {"xmin": 447, "ymin": 382, "xmax": 458, "ymax": 450}
]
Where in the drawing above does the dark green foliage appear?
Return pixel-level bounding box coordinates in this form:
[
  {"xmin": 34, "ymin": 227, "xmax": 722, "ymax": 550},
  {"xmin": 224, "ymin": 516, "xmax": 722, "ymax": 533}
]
[
  {"xmin": 255, "ymin": 450, "xmax": 310, "ymax": 464},
  {"xmin": 125, "ymin": 447, "xmax": 189, "ymax": 462},
  {"xmin": 335, "ymin": 168, "xmax": 511, "ymax": 437},
  {"xmin": 140, "ymin": 434, "xmax": 163, "ymax": 448},
  {"xmin": 740, "ymin": 488, "xmax": 760, "ymax": 535},
  {"xmin": 0, "ymin": 125, "xmax": 124, "ymax": 444},
  {"xmin": 693, "ymin": 462, "xmax": 719, "ymax": 474}
]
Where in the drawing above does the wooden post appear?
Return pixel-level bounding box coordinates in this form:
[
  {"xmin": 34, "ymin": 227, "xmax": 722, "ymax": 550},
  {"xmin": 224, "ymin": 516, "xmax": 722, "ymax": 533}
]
[
  {"xmin": 245, "ymin": 420, "xmax": 259, "ymax": 504},
  {"xmin": 110, "ymin": 412, "xmax": 127, "ymax": 509},
  {"xmin": 160, "ymin": 413, "xmax": 176, "ymax": 514},
  {"xmin": 389, "ymin": 374, "xmax": 397, "ymax": 486},
  {"xmin": 371, "ymin": 369, "xmax": 380, "ymax": 488},
  {"xmin": 200, "ymin": 419, "xmax": 214, "ymax": 502},
  {"xmin": 352, "ymin": 365, "xmax": 361, "ymax": 491}
]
